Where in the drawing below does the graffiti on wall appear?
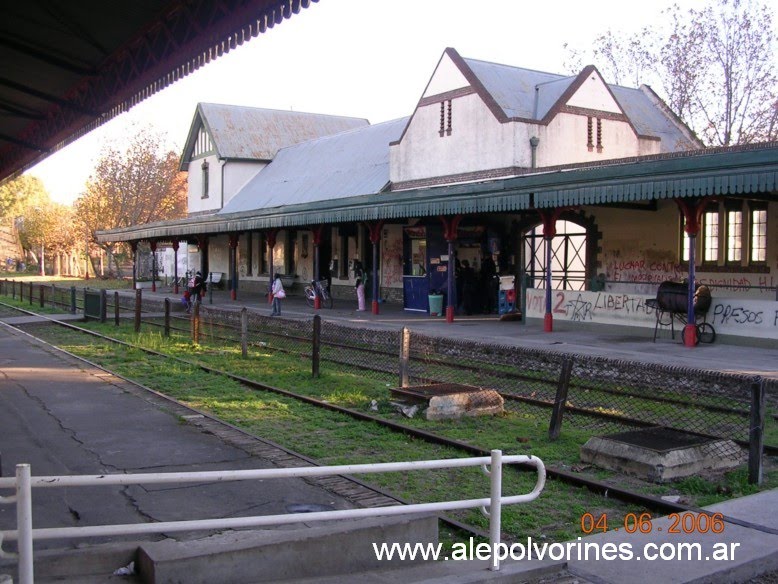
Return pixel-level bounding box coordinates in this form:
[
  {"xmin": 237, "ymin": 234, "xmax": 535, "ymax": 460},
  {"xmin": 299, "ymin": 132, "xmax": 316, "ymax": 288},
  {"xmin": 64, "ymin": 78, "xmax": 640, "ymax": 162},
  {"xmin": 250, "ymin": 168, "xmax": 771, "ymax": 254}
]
[
  {"xmin": 603, "ymin": 251, "xmax": 775, "ymax": 297},
  {"xmin": 381, "ymin": 227, "xmax": 403, "ymax": 287},
  {"xmin": 526, "ymin": 288, "xmax": 778, "ymax": 339}
]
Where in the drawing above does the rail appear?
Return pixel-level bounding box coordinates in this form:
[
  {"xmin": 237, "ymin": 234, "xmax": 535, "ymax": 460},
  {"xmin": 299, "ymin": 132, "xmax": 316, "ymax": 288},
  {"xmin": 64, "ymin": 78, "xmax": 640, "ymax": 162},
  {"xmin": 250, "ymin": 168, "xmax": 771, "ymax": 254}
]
[{"xmin": 0, "ymin": 450, "xmax": 545, "ymax": 582}]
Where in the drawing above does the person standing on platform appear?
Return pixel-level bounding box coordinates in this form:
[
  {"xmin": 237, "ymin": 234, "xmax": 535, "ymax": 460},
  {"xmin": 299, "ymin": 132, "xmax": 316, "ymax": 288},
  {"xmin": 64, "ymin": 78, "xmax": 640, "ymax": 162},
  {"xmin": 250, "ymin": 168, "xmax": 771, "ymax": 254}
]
[{"xmin": 270, "ymin": 273, "xmax": 285, "ymax": 316}]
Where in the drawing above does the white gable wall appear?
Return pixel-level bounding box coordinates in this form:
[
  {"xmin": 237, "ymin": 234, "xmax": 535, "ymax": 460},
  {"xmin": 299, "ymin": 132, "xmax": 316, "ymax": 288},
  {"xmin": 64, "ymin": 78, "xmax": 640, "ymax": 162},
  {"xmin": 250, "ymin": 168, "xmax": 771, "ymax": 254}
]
[
  {"xmin": 187, "ymin": 153, "xmax": 221, "ymax": 215},
  {"xmin": 223, "ymin": 161, "xmax": 265, "ymax": 206},
  {"xmin": 566, "ymin": 72, "xmax": 622, "ymax": 113},
  {"xmin": 390, "ymin": 93, "xmax": 516, "ymax": 183},
  {"xmin": 536, "ymin": 113, "xmax": 641, "ymax": 166},
  {"xmin": 422, "ymin": 54, "xmax": 469, "ymax": 97},
  {"xmin": 187, "ymin": 155, "xmax": 265, "ymax": 214}
]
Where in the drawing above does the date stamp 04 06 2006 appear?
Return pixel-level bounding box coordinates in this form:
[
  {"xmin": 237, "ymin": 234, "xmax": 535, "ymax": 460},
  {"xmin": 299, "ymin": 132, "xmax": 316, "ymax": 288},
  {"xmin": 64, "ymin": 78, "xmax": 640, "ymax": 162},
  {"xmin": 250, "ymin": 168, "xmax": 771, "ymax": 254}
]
[{"xmin": 581, "ymin": 512, "xmax": 726, "ymax": 536}]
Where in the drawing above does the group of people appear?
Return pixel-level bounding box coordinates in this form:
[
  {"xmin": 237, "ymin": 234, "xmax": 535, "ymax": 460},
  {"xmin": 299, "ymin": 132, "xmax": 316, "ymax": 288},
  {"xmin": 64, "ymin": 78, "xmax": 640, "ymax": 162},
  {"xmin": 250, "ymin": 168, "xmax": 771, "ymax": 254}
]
[
  {"xmin": 456, "ymin": 255, "xmax": 501, "ymax": 315},
  {"xmin": 182, "ymin": 271, "xmax": 205, "ymax": 313}
]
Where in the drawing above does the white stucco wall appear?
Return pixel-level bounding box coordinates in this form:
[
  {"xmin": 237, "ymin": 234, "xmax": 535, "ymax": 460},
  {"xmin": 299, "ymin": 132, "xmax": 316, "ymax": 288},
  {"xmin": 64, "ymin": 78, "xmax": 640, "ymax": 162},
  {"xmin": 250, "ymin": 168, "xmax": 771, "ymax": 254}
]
[
  {"xmin": 422, "ymin": 54, "xmax": 469, "ymax": 97},
  {"xmin": 595, "ymin": 201, "xmax": 777, "ymax": 300},
  {"xmin": 390, "ymin": 94, "xmax": 516, "ymax": 183},
  {"xmin": 187, "ymin": 153, "xmax": 221, "ymax": 214},
  {"xmin": 536, "ymin": 113, "xmax": 640, "ymax": 167},
  {"xmin": 566, "ymin": 71, "xmax": 622, "ymax": 113},
  {"xmin": 223, "ymin": 161, "xmax": 265, "ymax": 206}
]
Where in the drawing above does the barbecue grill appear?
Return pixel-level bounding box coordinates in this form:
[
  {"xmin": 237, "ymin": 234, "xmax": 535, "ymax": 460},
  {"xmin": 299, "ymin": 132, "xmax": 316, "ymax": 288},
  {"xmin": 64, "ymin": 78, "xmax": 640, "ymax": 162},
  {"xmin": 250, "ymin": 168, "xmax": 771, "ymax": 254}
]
[{"xmin": 646, "ymin": 281, "xmax": 715, "ymax": 344}]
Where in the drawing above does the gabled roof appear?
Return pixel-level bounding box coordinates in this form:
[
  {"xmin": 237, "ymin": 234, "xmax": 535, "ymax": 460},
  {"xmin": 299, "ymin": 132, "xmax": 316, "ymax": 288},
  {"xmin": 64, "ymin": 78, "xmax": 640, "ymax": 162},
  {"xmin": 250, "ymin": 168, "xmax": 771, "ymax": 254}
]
[
  {"xmin": 219, "ymin": 117, "xmax": 409, "ymax": 215},
  {"xmin": 417, "ymin": 48, "xmax": 701, "ymax": 151},
  {"xmin": 179, "ymin": 103, "xmax": 369, "ymax": 170}
]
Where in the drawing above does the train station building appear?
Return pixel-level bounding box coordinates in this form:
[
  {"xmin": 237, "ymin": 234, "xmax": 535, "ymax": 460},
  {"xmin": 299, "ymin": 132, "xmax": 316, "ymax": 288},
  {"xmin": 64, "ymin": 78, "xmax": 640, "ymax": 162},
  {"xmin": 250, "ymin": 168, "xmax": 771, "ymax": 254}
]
[{"xmin": 98, "ymin": 47, "xmax": 778, "ymax": 344}]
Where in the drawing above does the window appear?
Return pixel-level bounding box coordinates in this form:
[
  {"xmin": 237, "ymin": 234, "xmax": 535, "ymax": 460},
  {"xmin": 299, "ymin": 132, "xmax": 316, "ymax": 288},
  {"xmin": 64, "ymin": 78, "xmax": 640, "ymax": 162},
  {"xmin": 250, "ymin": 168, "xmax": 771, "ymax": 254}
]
[
  {"xmin": 702, "ymin": 210, "xmax": 719, "ymax": 263},
  {"xmin": 523, "ymin": 220, "xmax": 587, "ymax": 291},
  {"xmin": 246, "ymin": 232, "xmax": 253, "ymax": 276},
  {"xmin": 596, "ymin": 118, "xmax": 603, "ymax": 152},
  {"xmin": 587, "ymin": 117, "xmax": 593, "ymax": 151},
  {"xmin": 751, "ymin": 206, "xmax": 767, "ymax": 263},
  {"xmin": 201, "ymin": 160, "xmax": 209, "ymax": 199},
  {"xmin": 726, "ymin": 208, "xmax": 742, "ymax": 264},
  {"xmin": 681, "ymin": 230, "xmax": 691, "ymax": 263},
  {"xmin": 285, "ymin": 232, "xmax": 297, "ymax": 275},
  {"xmin": 438, "ymin": 100, "xmax": 452, "ymax": 136}
]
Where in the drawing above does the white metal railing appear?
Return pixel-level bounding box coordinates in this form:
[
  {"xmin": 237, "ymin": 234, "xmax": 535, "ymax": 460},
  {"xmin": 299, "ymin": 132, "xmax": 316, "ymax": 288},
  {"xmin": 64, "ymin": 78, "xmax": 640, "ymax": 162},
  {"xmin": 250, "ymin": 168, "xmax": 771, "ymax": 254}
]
[{"xmin": 0, "ymin": 450, "xmax": 545, "ymax": 583}]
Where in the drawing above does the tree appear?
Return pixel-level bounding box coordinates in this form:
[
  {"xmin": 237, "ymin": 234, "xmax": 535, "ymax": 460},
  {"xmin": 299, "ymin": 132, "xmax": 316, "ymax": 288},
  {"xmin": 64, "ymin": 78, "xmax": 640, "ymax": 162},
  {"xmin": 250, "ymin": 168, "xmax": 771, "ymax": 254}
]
[
  {"xmin": 0, "ymin": 175, "xmax": 49, "ymax": 221},
  {"xmin": 565, "ymin": 0, "xmax": 777, "ymax": 146},
  {"xmin": 75, "ymin": 128, "xmax": 187, "ymax": 277}
]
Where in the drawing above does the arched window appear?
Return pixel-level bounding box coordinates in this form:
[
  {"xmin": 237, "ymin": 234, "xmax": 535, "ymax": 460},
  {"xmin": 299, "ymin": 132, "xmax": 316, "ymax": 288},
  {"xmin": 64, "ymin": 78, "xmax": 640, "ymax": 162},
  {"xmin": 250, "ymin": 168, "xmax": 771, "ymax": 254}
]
[{"xmin": 523, "ymin": 220, "xmax": 587, "ymax": 290}]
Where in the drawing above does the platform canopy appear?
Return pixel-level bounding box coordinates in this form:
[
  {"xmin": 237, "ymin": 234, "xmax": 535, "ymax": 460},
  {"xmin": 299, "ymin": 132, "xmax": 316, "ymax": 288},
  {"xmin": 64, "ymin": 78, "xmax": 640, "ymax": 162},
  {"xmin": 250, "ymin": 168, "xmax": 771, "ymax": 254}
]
[{"xmin": 0, "ymin": 0, "xmax": 317, "ymax": 185}]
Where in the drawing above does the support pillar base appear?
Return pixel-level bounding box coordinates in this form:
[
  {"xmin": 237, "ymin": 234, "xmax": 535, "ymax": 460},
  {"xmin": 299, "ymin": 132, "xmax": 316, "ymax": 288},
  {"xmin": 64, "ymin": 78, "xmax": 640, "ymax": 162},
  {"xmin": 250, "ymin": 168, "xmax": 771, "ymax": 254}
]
[
  {"xmin": 683, "ymin": 324, "xmax": 698, "ymax": 347},
  {"xmin": 372, "ymin": 300, "xmax": 379, "ymax": 315},
  {"xmin": 446, "ymin": 305, "xmax": 455, "ymax": 323},
  {"xmin": 314, "ymin": 296, "xmax": 321, "ymax": 310},
  {"xmin": 544, "ymin": 313, "xmax": 553, "ymax": 332}
]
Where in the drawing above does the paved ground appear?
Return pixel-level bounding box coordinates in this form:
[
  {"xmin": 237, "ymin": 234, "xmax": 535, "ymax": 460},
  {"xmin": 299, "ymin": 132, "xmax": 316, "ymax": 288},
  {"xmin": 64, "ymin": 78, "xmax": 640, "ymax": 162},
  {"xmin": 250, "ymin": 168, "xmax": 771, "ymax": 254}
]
[{"xmin": 0, "ymin": 323, "xmax": 357, "ymax": 557}]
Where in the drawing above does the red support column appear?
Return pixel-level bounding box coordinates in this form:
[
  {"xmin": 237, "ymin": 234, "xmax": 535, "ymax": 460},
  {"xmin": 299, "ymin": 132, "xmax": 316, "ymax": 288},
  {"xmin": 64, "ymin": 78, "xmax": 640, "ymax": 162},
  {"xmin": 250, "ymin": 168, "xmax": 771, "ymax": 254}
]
[
  {"xmin": 311, "ymin": 226, "xmax": 324, "ymax": 310},
  {"xmin": 196, "ymin": 235, "xmax": 208, "ymax": 301},
  {"xmin": 674, "ymin": 198, "xmax": 714, "ymax": 347},
  {"xmin": 229, "ymin": 233, "xmax": 239, "ymax": 301},
  {"xmin": 149, "ymin": 240, "xmax": 158, "ymax": 292},
  {"xmin": 172, "ymin": 241, "xmax": 180, "ymax": 295},
  {"xmin": 367, "ymin": 222, "xmax": 384, "ymax": 315},
  {"xmin": 266, "ymin": 230, "xmax": 277, "ymax": 304},
  {"xmin": 440, "ymin": 215, "xmax": 462, "ymax": 323},
  {"xmin": 130, "ymin": 241, "xmax": 138, "ymax": 290},
  {"xmin": 538, "ymin": 209, "xmax": 564, "ymax": 332}
]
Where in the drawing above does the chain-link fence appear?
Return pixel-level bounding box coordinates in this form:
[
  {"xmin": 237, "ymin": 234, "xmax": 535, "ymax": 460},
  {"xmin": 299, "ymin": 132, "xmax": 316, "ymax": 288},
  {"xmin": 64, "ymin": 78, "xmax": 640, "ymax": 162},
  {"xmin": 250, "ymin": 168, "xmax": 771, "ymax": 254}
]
[{"xmin": 1, "ymin": 281, "xmax": 774, "ymax": 481}]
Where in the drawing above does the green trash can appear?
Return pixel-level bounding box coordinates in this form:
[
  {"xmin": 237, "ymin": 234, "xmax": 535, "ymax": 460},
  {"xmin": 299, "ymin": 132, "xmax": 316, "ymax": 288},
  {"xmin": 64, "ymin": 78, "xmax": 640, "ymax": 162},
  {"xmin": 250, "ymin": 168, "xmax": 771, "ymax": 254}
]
[{"xmin": 428, "ymin": 294, "xmax": 443, "ymax": 316}]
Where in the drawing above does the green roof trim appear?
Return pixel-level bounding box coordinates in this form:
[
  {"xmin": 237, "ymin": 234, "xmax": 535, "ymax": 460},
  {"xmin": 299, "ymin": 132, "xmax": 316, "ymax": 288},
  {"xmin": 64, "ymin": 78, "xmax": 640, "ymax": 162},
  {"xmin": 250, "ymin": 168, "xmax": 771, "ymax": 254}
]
[{"xmin": 97, "ymin": 143, "xmax": 778, "ymax": 243}]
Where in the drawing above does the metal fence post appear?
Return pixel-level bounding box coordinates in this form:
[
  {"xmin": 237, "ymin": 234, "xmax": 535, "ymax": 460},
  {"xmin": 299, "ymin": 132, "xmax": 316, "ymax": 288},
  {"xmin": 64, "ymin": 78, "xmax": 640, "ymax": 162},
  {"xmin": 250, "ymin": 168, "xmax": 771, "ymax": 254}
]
[
  {"xmin": 100, "ymin": 289, "xmax": 107, "ymax": 322},
  {"xmin": 241, "ymin": 307, "xmax": 248, "ymax": 358},
  {"xmin": 114, "ymin": 291, "xmax": 120, "ymax": 326},
  {"xmin": 12, "ymin": 279, "xmax": 16, "ymax": 300},
  {"xmin": 164, "ymin": 298, "xmax": 171, "ymax": 337},
  {"xmin": 70, "ymin": 286, "xmax": 76, "ymax": 314},
  {"xmin": 134, "ymin": 289, "xmax": 142, "ymax": 333},
  {"xmin": 17, "ymin": 463, "xmax": 33, "ymax": 584},
  {"xmin": 39, "ymin": 284, "xmax": 44, "ymax": 308},
  {"xmin": 29, "ymin": 281, "xmax": 33, "ymax": 305},
  {"xmin": 748, "ymin": 378, "xmax": 766, "ymax": 485},
  {"xmin": 399, "ymin": 327, "xmax": 410, "ymax": 388},
  {"xmin": 312, "ymin": 315, "xmax": 321, "ymax": 377},
  {"xmin": 548, "ymin": 358, "xmax": 574, "ymax": 441},
  {"xmin": 489, "ymin": 449, "xmax": 503, "ymax": 571},
  {"xmin": 192, "ymin": 301, "xmax": 200, "ymax": 344}
]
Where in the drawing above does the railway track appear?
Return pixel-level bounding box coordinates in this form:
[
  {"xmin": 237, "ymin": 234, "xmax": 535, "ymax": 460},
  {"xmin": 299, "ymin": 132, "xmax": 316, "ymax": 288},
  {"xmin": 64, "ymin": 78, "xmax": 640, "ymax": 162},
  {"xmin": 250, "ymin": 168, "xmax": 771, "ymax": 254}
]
[{"xmin": 2, "ymin": 298, "xmax": 763, "ymax": 527}]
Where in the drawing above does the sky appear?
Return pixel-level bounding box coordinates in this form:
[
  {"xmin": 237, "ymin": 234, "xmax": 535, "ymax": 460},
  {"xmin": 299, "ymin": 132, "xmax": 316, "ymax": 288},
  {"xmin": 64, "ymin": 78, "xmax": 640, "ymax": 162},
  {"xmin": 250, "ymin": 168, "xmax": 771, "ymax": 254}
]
[{"xmin": 26, "ymin": 0, "xmax": 708, "ymax": 205}]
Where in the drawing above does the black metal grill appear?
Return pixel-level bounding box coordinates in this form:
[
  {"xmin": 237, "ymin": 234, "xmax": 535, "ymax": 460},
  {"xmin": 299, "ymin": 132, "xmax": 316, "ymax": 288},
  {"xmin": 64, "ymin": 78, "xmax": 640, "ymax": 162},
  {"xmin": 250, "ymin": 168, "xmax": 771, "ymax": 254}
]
[{"xmin": 647, "ymin": 281, "xmax": 715, "ymax": 343}]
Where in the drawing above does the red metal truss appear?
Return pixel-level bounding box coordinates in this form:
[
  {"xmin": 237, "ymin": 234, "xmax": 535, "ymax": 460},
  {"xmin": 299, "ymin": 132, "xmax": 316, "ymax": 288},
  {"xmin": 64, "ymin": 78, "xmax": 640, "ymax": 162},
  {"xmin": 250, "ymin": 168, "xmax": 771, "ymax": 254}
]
[{"xmin": 0, "ymin": 0, "xmax": 317, "ymax": 184}]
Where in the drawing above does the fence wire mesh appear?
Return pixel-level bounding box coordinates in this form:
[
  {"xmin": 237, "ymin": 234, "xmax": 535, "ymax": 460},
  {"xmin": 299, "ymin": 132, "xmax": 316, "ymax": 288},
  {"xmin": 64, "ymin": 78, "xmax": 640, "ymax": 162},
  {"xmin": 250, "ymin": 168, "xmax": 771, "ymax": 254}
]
[{"xmin": 0, "ymin": 283, "xmax": 773, "ymax": 472}]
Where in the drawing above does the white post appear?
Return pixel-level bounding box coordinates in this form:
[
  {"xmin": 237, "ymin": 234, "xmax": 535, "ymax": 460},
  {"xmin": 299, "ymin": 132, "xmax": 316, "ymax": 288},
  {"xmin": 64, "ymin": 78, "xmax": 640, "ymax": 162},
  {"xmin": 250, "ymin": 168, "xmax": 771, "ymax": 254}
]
[
  {"xmin": 16, "ymin": 464, "xmax": 33, "ymax": 584},
  {"xmin": 489, "ymin": 449, "xmax": 502, "ymax": 571}
]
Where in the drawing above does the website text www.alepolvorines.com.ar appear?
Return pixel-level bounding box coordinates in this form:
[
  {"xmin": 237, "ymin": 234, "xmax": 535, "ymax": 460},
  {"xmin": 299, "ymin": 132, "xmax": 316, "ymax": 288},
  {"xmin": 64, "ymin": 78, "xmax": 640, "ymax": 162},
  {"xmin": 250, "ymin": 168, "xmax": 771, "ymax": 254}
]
[{"xmin": 373, "ymin": 537, "xmax": 741, "ymax": 563}]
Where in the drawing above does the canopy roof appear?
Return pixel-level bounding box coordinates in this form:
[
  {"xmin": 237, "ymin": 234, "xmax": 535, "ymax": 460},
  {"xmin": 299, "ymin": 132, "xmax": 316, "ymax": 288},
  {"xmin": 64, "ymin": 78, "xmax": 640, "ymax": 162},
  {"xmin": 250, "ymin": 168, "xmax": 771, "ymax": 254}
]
[
  {"xmin": 97, "ymin": 142, "xmax": 778, "ymax": 243},
  {"xmin": 0, "ymin": 0, "xmax": 317, "ymax": 185}
]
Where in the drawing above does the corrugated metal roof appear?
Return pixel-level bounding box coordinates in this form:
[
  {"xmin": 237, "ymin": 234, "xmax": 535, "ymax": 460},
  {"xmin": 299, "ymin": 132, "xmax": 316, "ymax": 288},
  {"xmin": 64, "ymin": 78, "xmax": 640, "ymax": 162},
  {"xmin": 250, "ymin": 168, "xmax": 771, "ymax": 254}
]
[
  {"xmin": 464, "ymin": 58, "xmax": 566, "ymax": 119},
  {"xmin": 183, "ymin": 103, "xmax": 368, "ymax": 166},
  {"xmin": 462, "ymin": 56, "xmax": 696, "ymax": 148},
  {"xmin": 219, "ymin": 117, "xmax": 408, "ymax": 214}
]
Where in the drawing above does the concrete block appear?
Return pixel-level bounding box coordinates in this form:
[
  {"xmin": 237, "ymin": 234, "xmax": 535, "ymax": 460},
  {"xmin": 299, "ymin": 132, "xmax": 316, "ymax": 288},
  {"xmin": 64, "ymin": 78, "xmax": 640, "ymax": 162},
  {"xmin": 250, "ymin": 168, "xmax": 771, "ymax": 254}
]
[
  {"xmin": 137, "ymin": 514, "xmax": 438, "ymax": 584},
  {"xmin": 426, "ymin": 390, "xmax": 504, "ymax": 420}
]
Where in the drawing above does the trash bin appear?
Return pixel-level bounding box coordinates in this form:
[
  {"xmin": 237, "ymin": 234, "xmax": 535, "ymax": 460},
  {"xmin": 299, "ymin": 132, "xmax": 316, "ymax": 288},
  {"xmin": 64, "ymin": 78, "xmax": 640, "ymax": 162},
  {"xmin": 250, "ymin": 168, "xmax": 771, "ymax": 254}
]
[{"xmin": 428, "ymin": 294, "xmax": 443, "ymax": 316}]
